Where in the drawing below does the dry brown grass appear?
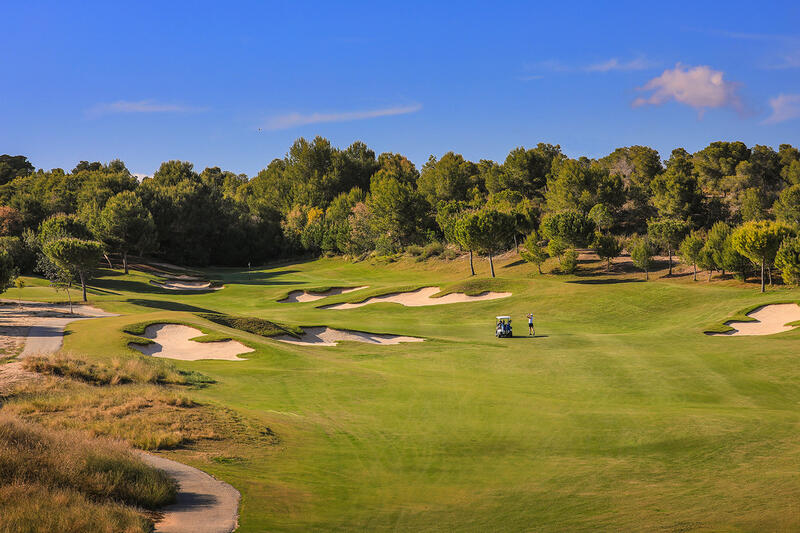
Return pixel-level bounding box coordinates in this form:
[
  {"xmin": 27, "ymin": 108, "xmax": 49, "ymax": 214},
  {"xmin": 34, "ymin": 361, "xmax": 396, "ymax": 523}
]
[
  {"xmin": 4, "ymin": 354, "xmax": 275, "ymax": 451},
  {"xmin": 0, "ymin": 414, "xmax": 177, "ymax": 533}
]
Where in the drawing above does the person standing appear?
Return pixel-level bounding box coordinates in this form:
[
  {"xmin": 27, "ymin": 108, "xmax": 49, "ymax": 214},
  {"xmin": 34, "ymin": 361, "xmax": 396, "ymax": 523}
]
[{"xmin": 527, "ymin": 313, "xmax": 534, "ymax": 336}]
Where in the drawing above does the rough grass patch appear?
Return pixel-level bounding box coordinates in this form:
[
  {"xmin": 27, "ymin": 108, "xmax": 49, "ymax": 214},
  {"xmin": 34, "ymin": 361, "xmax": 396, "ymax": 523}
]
[{"xmin": 197, "ymin": 312, "xmax": 304, "ymax": 338}]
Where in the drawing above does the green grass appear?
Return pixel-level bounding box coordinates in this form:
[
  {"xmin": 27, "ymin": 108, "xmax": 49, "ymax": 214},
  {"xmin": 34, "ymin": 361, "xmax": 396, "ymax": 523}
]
[{"xmin": 4, "ymin": 255, "xmax": 800, "ymax": 531}]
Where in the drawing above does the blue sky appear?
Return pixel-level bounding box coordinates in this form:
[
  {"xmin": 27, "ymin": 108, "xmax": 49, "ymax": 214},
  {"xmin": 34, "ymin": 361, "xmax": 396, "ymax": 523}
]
[{"xmin": 2, "ymin": 0, "xmax": 799, "ymax": 177}]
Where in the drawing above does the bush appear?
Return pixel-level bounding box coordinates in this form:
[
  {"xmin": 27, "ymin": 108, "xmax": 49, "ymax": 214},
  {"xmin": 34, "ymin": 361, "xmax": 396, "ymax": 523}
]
[
  {"xmin": 406, "ymin": 245, "xmax": 424, "ymax": 256},
  {"xmin": 422, "ymin": 241, "xmax": 444, "ymax": 257},
  {"xmin": 442, "ymin": 248, "xmax": 458, "ymax": 260},
  {"xmin": 560, "ymin": 248, "xmax": 578, "ymax": 274}
]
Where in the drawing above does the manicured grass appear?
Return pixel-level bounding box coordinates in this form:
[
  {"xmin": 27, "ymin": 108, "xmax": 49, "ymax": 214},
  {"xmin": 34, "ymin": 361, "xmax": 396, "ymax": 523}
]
[
  {"xmin": 197, "ymin": 312, "xmax": 303, "ymax": 338},
  {"xmin": 5, "ymin": 254, "xmax": 800, "ymax": 531}
]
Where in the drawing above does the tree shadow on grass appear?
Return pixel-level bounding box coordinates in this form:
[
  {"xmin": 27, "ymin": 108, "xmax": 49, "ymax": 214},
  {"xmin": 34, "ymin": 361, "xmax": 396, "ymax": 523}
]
[
  {"xmin": 126, "ymin": 299, "xmax": 218, "ymax": 313},
  {"xmin": 502, "ymin": 259, "xmax": 527, "ymax": 268}
]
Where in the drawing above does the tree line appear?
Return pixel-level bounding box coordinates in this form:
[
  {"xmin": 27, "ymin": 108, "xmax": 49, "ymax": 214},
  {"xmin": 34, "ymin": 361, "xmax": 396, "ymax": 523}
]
[{"xmin": 0, "ymin": 138, "xmax": 799, "ymax": 295}]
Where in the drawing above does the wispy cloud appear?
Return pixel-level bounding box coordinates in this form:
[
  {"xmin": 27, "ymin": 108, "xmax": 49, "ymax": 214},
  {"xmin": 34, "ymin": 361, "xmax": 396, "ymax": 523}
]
[
  {"xmin": 633, "ymin": 64, "xmax": 742, "ymax": 117},
  {"xmin": 86, "ymin": 100, "xmax": 205, "ymax": 118},
  {"xmin": 688, "ymin": 27, "xmax": 800, "ymax": 70},
  {"xmin": 763, "ymin": 93, "xmax": 800, "ymax": 124},
  {"xmin": 262, "ymin": 103, "xmax": 422, "ymax": 130},
  {"xmin": 585, "ymin": 56, "xmax": 655, "ymax": 72},
  {"xmin": 526, "ymin": 55, "xmax": 656, "ymax": 75}
]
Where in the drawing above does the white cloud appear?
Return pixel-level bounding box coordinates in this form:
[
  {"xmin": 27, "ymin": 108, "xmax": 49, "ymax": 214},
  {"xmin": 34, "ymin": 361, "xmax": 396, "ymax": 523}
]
[
  {"xmin": 763, "ymin": 93, "xmax": 800, "ymax": 124},
  {"xmin": 132, "ymin": 173, "xmax": 151, "ymax": 181},
  {"xmin": 87, "ymin": 100, "xmax": 203, "ymax": 117},
  {"xmin": 262, "ymin": 103, "xmax": 422, "ymax": 130},
  {"xmin": 633, "ymin": 64, "xmax": 742, "ymax": 115},
  {"xmin": 585, "ymin": 56, "xmax": 654, "ymax": 72}
]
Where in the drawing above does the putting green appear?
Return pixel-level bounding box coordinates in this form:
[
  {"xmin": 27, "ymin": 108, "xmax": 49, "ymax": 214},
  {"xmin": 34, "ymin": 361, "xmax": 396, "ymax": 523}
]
[{"xmin": 6, "ymin": 256, "xmax": 800, "ymax": 532}]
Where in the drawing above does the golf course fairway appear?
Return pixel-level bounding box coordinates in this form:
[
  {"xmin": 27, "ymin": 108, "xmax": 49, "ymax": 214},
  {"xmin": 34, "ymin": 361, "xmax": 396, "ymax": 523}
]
[{"xmin": 5, "ymin": 255, "xmax": 800, "ymax": 532}]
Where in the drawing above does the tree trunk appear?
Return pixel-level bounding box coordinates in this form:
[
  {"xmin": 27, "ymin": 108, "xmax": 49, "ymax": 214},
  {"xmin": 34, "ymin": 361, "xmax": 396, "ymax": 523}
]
[
  {"xmin": 66, "ymin": 281, "xmax": 73, "ymax": 314},
  {"xmin": 123, "ymin": 251, "xmax": 129, "ymax": 275},
  {"xmin": 708, "ymin": 269, "xmax": 712, "ymax": 282},
  {"xmin": 537, "ymin": 263, "xmax": 542, "ymax": 274},
  {"xmin": 606, "ymin": 257, "xmax": 611, "ymax": 272},
  {"xmin": 693, "ymin": 263, "xmax": 697, "ymax": 281},
  {"xmin": 767, "ymin": 265, "xmax": 772, "ymax": 286},
  {"xmin": 79, "ymin": 272, "xmax": 87, "ymax": 302},
  {"xmin": 760, "ymin": 260, "xmax": 765, "ymax": 293},
  {"xmin": 721, "ymin": 268, "xmax": 726, "ymax": 278},
  {"xmin": 489, "ymin": 253, "xmax": 495, "ymax": 278},
  {"xmin": 668, "ymin": 246, "xmax": 673, "ymax": 276},
  {"xmin": 469, "ymin": 250, "xmax": 475, "ymax": 276},
  {"xmin": 645, "ymin": 268, "xmax": 648, "ymax": 281},
  {"xmin": 514, "ymin": 234, "xmax": 518, "ymax": 254},
  {"xmin": 103, "ymin": 253, "xmax": 112, "ymax": 269}
]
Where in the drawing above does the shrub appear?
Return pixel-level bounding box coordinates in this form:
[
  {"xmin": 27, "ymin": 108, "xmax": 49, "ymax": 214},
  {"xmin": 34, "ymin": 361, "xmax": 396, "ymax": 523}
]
[
  {"xmin": 560, "ymin": 248, "xmax": 578, "ymax": 274},
  {"xmin": 442, "ymin": 248, "xmax": 458, "ymax": 260},
  {"xmin": 406, "ymin": 244, "xmax": 423, "ymax": 256}
]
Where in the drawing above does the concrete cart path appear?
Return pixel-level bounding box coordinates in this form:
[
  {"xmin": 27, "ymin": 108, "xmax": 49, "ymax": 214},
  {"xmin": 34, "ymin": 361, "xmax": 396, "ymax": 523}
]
[{"xmin": 139, "ymin": 453, "xmax": 240, "ymax": 533}]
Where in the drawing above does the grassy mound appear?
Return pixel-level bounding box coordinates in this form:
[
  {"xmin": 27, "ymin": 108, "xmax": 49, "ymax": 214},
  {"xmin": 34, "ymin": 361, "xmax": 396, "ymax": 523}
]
[
  {"xmin": 24, "ymin": 353, "xmax": 213, "ymax": 387},
  {"xmin": 0, "ymin": 415, "xmax": 176, "ymax": 532},
  {"xmin": 197, "ymin": 312, "xmax": 304, "ymax": 338}
]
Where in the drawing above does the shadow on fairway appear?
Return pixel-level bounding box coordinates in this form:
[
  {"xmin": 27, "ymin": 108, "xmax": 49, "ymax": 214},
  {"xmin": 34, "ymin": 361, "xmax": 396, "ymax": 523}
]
[
  {"xmin": 127, "ymin": 299, "xmax": 217, "ymax": 313},
  {"xmin": 567, "ymin": 278, "xmax": 645, "ymax": 285}
]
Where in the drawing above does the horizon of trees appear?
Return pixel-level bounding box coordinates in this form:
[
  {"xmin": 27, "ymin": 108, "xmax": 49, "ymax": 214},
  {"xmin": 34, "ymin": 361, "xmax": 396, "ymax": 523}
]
[{"xmin": 1, "ymin": 137, "xmax": 800, "ymax": 291}]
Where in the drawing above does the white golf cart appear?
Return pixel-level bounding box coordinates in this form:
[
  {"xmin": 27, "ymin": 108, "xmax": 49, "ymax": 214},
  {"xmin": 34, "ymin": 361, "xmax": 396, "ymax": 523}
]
[{"xmin": 496, "ymin": 316, "xmax": 512, "ymax": 338}]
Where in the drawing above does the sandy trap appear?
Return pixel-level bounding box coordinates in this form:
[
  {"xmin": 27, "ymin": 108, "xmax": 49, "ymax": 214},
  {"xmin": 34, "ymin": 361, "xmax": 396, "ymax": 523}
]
[
  {"xmin": 279, "ymin": 286, "xmax": 368, "ymax": 303},
  {"xmin": 709, "ymin": 303, "xmax": 800, "ymax": 336},
  {"xmin": 320, "ymin": 286, "xmax": 511, "ymax": 310},
  {"xmin": 150, "ymin": 280, "xmax": 223, "ymax": 291},
  {"xmin": 130, "ymin": 324, "xmax": 253, "ymax": 361},
  {"xmin": 275, "ymin": 326, "xmax": 424, "ymax": 346}
]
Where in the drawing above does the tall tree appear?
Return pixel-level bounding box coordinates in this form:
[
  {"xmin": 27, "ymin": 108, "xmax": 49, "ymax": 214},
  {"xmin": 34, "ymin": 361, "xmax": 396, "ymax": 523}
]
[
  {"xmin": 520, "ymin": 229, "xmax": 548, "ymax": 274},
  {"xmin": 647, "ymin": 218, "xmax": 688, "ymax": 276},
  {"xmin": 775, "ymin": 237, "xmax": 800, "ymax": 286},
  {"xmin": 629, "ymin": 236, "xmax": 655, "ymax": 280},
  {"xmin": 731, "ymin": 221, "xmax": 794, "ymax": 292},
  {"xmin": 96, "ymin": 191, "xmax": 156, "ymax": 273},
  {"xmin": 43, "ymin": 238, "xmax": 103, "ymax": 302},
  {"xmin": 679, "ymin": 230, "xmax": 705, "ymax": 281},
  {"xmin": 458, "ymin": 209, "xmax": 513, "ymax": 277}
]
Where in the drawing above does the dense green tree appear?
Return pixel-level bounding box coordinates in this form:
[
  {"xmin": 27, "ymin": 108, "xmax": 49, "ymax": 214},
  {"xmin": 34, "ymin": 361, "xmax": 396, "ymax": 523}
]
[
  {"xmin": 520, "ymin": 230, "xmax": 548, "ymax": 274},
  {"xmin": 650, "ymin": 168, "xmax": 703, "ymax": 220},
  {"xmin": 457, "ymin": 209, "xmax": 513, "ymax": 277},
  {"xmin": 0, "ymin": 155, "xmax": 34, "ymax": 185},
  {"xmin": 773, "ymin": 184, "xmax": 800, "ymax": 227},
  {"xmin": 679, "ymin": 230, "xmax": 705, "ymax": 281},
  {"xmin": 588, "ymin": 204, "xmax": 613, "ymax": 232},
  {"xmin": 594, "ymin": 233, "xmax": 622, "ymax": 272},
  {"xmin": 778, "ymin": 144, "xmax": 800, "ymax": 186},
  {"xmin": 43, "ymin": 238, "xmax": 103, "ymax": 302},
  {"xmin": 96, "ymin": 191, "xmax": 157, "ymax": 273},
  {"xmin": 693, "ymin": 141, "xmax": 750, "ymax": 195},
  {"xmin": 731, "ymin": 221, "xmax": 794, "ymax": 292},
  {"xmin": 647, "ymin": 218, "xmax": 688, "ymax": 275},
  {"xmin": 629, "ymin": 236, "xmax": 655, "ymax": 280},
  {"xmin": 417, "ymin": 152, "xmax": 478, "ymax": 206},
  {"xmin": 368, "ymin": 176, "xmax": 427, "ymax": 249},
  {"xmin": 0, "ymin": 206, "xmax": 23, "ymax": 236},
  {"xmin": 541, "ymin": 210, "xmax": 595, "ymax": 248},
  {"xmin": 775, "ymin": 237, "xmax": 800, "ymax": 285},
  {"xmin": 0, "ymin": 250, "xmax": 15, "ymax": 294}
]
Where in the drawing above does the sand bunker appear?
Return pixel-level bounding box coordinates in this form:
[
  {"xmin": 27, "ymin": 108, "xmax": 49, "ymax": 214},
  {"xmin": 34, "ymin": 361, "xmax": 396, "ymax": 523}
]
[
  {"xmin": 130, "ymin": 324, "xmax": 253, "ymax": 361},
  {"xmin": 150, "ymin": 280, "xmax": 222, "ymax": 291},
  {"xmin": 275, "ymin": 327, "xmax": 423, "ymax": 346},
  {"xmin": 320, "ymin": 286, "xmax": 511, "ymax": 310},
  {"xmin": 709, "ymin": 303, "xmax": 800, "ymax": 336},
  {"xmin": 279, "ymin": 286, "xmax": 368, "ymax": 303}
]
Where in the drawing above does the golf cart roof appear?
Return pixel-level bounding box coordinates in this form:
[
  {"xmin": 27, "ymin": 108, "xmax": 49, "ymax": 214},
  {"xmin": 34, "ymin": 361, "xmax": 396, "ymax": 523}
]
[{"xmin": 496, "ymin": 316, "xmax": 511, "ymax": 320}]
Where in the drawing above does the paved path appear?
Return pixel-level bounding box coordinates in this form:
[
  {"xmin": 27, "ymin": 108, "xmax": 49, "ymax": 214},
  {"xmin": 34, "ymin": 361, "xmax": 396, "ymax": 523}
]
[
  {"xmin": 140, "ymin": 453, "xmax": 240, "ymax": 533},
  {"xmin": 1, "ymin": 299, "xmax": 241, "ymax": 532}
]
